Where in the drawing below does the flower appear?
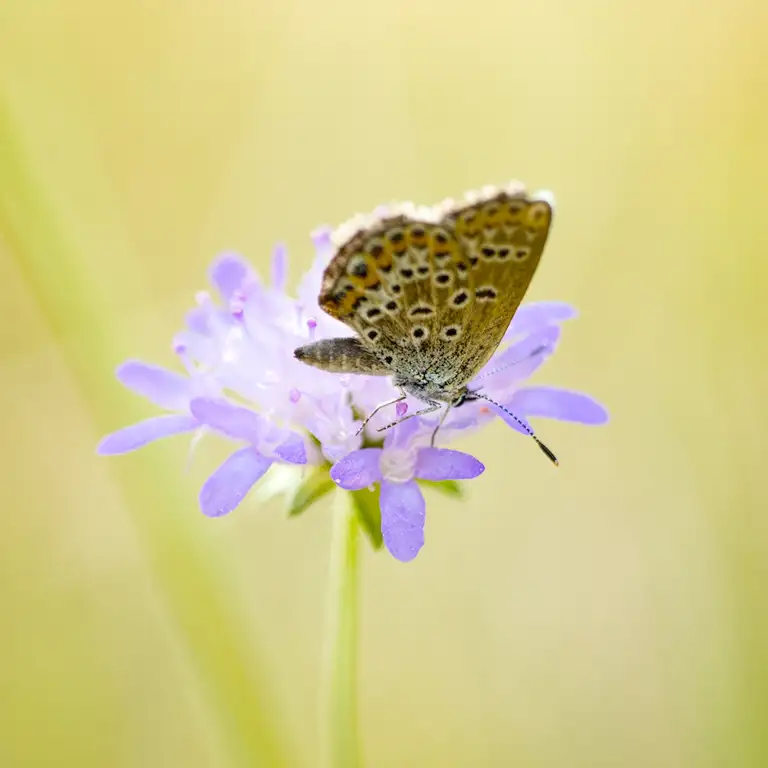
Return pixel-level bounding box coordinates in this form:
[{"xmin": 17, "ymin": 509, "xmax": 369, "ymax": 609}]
[
  {"xmin": 98, "ymin": 223, "xmax": 608, "ymax": 562},
  {"xmin": 330, "ymin": 418, "xmax": 484, "ymax": 561}
]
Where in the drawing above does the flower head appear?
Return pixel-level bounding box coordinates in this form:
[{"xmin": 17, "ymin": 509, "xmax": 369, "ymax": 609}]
[{"xmin": 99, "ymin": 222, "xmax": 607, "ymax": 562}]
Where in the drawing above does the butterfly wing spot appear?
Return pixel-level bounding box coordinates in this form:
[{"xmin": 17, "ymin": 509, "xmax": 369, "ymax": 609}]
[
  {"xmin": 391, "ymin": 284, "xmax": 402, "ymax": 294},
  {"xmin": 366, "ymin": 239, "xmax": 393, "ymax": 273},
  {"xmin": 524, "ymin": 228, "xmax": 539, "ymax": 243},
  {"xmin": 480, "ymin": 245, "xmax": 496, "ymax": 261},
  {"xmin": 440, "ymin": 325, "xmax": 462, "ymax": 341},
  {"xmin": 525, "ymin": 202, "xmax": 552, "ymax": 229},
  {"xmin": 366, "ymin": 329, "xmax": 380, "ymax": 342},
  {"xmin": 431, "ymin": 228, "xmax": 451, "ymax": 245},
  {"xmin": 384, "ymin": 299, "xmax": 399, "ymax": 314},
  {"xmin": 475, "ymin": 286, "xmax": 499, "ymax": 302},
  {"xmin": 434, "ymin": 271, "xmax": 453, "ymax": 287},
  {"xmin": 399, "ymin": 267, "xmax": 416, "ymax": 282},
  {"xmin": 411, "ymin": 325, "xmax": 429, "ymax": 341},
  {"xmin": 408, "ymin": 304, "xmax": 435, "ymax": 319},
  {"xmin": 514, "ymin": 247, "xmax": 531, "ymax": 261},
  {"xmin": 450, "ymin": 289, "xmax": 471, "ymax": 308},
  {"xmin": 365, "ymin": 306, "xmax": 384, "ymax": 321},
  {"xmin": 348, "ymin": 257, "xmax": 369, "ymax": 278}
]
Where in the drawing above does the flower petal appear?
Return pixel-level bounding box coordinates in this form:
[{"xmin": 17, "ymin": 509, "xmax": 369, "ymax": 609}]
[
  {"xmin": 116, "ymin": 361, "xmax": 191, "ymax": 410},
  {"xmin": 509, "ymin": 387, "xmax": 609, "ymax": 424},
  {"xmin": 504, "ymin": 301, "xmax": 577, "ymax": 340},
  {"xmin": 330, "ymin": 448, "xmax": 383, "ymax": 490},
  {"xmin": 380, "ymin": 480, "xmax": 425, "ymax": 562},
  {"xmin": 97, "ymin": 415, "xmax": 199, "ymax": 455},
  {"xmin": 199, "ymin": 447, "xmax": 272, "ymax": 517},
  {"xmin": 383, "ymin": 415, "xmax": 422, "ymax": 450},
  {"xmin": 273, "ymin": 431, "xmax": 308, "ymax": 464},
  {"xmin": 415, "ymin": 448, "xmax": 485, "ymax": 481},
  {"xmin": 484, "ymin": 401, "xmax": 533, "ymax": 435},
  {"xmin": 475, "ymin": 325, "xmax": 560, "ymax": 386},
  {"xmin": 208, "ymin": 252, "xmax": 254, "ymax": 302},
  {"xmin": 271, "ymin": 243, "xmax": 288, "ymax": 291},
  {"xmin": 190, "ymin": 397, "xmax": 265, "ymax": 443}
]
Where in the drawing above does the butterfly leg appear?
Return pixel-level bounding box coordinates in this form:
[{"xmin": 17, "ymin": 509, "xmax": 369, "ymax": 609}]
[
  {"xmin": 355, "ymin": 390, "xmax": 407, "ymax": 436},
  {"xmin": 376, "ymin": 400, "xmax": 441, "ymax": 433},
  {"xmin": 429, "ymin": 403, "xmax": 452, "ymax": 447}
]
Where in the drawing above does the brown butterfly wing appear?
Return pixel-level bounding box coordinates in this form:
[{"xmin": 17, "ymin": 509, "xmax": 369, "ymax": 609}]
[
  {"xmin": 317, "ymin": 185, "xmax": 553, "ymax": 392},
  {"xmin": 318, "ymin": 215, "xmax": 473, "ymax": 382},
  {"xmin": 438, "ymin": 188, "xmax": 554, "ymax": 379}
]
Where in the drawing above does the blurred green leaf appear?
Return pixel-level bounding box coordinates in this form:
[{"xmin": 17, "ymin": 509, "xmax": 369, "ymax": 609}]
[
  {"xmin": 418, "ymin": 478, "xmax": 464, "ymax": 498},
  {"xmin": 288, "ymin": 466, "xmax": 335, "ymax": 517},
  {"xmin": 350, "ymin": 486, "xmax": 383, "ymax": 550}
]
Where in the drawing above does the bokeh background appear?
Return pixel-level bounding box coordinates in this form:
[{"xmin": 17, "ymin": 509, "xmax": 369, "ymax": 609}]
[{"xmin": 2, "ymin": 1, "xmax": 767, "ymax": 766}]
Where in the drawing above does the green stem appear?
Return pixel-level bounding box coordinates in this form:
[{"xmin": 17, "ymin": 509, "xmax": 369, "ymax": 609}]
[{"xmin": 322, "ymin": 490, "xmax": 361, "ymax": 768}]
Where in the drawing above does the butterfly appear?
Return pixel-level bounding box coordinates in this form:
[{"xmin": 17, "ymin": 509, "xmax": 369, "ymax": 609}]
[{"xmin": 294, "ymin": 181, "xmax": 558, "ymax": 464}]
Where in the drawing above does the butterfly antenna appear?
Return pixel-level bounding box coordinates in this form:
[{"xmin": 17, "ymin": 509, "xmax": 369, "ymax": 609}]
[
  {"xmin": 474, "ymin": 344, "xmax": 550, "ymax": 382},
  {"xmin": 473, "ymin": 392, "xmax": 559, "ymax": 466}
]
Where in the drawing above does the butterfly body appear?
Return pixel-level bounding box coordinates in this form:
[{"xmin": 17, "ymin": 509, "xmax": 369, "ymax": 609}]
[{"xmin": 295, "ymin": 182, "xmax": 555, "ymax": 431}]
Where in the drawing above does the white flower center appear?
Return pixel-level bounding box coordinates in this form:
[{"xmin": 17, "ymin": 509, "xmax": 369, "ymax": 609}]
[{"xmin": 379, "ymin": 446, "xmax": 418, "ymax": 484}]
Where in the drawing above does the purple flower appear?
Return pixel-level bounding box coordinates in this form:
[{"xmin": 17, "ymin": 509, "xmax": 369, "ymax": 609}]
[
  {"xmin": 98, "ymin": 209, "xmax": 608, "ymax": 562},
  {"xmin": 330, "ymin": 419, "xmax": 484, "ymax": 561}
]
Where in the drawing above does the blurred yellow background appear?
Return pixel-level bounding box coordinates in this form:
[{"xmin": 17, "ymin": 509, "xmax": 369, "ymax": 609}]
[{"xmin": 1, "ymin": 0, "xmax": 767, "ymax": 766}]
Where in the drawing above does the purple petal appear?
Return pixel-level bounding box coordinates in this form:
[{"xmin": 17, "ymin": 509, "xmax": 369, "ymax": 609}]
[
  {"xmin": 330, "ymin": 449, "xmax": 383, "ymax": 490},
  {"xmin": 189, "ymin": 398, "xmax": 265, "ymax": 443},
  {"xmin": 380, "ymin": 480, "xmax": 425, "ymax": 562},
  {"xmin": 97, "ymin": 415, "xmax": 199, "ymax": 455},
  {"xmin": 208, "ymin": 252, "xmax": 254, "ymax": 302},
  {"xmin": 478, "ymin": 325, "xmax": 560, "ymax": 383},
  {"xmin": 116, "ymin": 361, "xmax": 191, "ymax": 410},
  {"xmin": 199, "ymin": 447, "xmax": 272, "ymax": 517},
  {"xmin": 504, "ymin": 301, "xmax": 577, "ymax": 340},
  {"xmin": 383, "ymin": 413, "xmax": 423, "ymax": 450},
  {"xmin": 485, "ymin": 401, "xmax": 533, "ymax": 436},
  {"xmin": 185, "ymin": 307, "xmax": 210, "ymax": 334},
  {"xmin": 273, "ymin": 431, "xmax": 308, "ymax": 464},
  {"xmin": 510, "ymin": 387, "xmax": 609, "ymax": 425},
  {"xmin": 271, "ymin": 243, "xmax": 288, "ymax": 291},
  {"xmin": 415, "ymin": 448, "xmax": 485, "ymax": 481}
]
